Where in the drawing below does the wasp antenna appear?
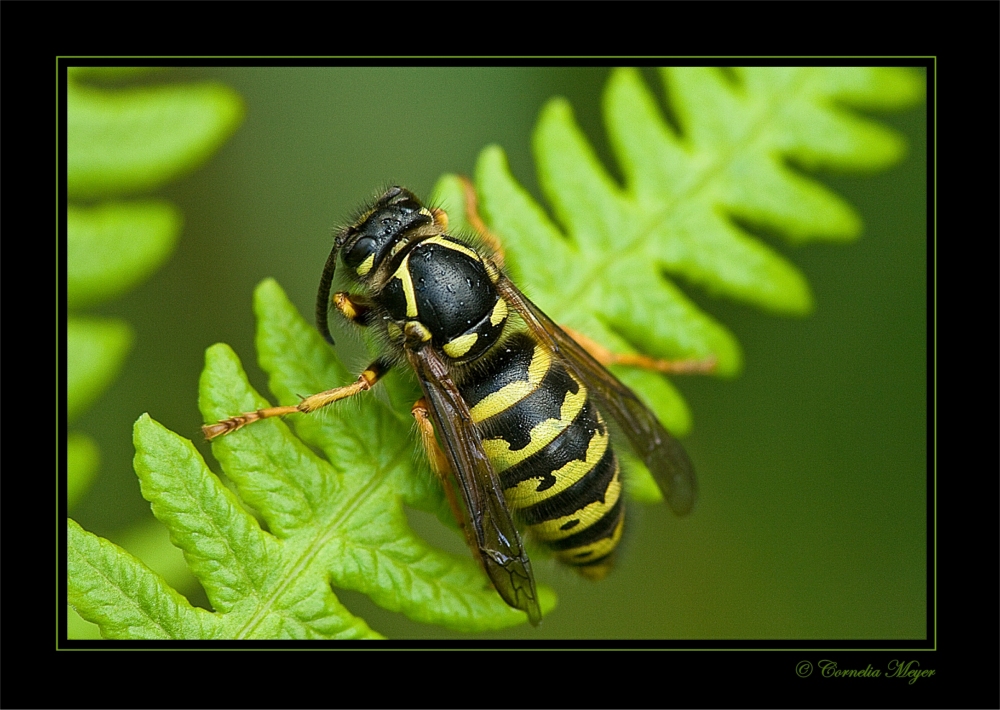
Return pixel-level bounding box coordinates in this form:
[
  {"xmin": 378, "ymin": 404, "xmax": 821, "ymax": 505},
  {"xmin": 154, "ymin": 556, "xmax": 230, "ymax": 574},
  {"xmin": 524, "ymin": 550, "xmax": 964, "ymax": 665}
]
[{"xmin": 316, "ymin": 243, "xmax": 339, "ymax": 345}]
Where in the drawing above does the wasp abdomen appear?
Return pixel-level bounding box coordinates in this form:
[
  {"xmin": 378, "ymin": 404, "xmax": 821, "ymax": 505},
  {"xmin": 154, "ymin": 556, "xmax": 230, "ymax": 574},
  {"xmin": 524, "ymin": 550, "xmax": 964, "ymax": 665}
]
[{"xmin": 460, "ymin": 332, "xmax": 624, "ymax": 577}]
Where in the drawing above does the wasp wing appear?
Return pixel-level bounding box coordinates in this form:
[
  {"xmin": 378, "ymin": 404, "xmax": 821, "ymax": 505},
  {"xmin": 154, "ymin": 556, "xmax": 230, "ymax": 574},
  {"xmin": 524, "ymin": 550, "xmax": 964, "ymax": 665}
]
[
  {"xmin": 496, "ymin": 276, "xmax": 697, "ymax": 516},
  {"xmin": 404, "ymin": 342, "xmax": 542, "ymax": 626}
]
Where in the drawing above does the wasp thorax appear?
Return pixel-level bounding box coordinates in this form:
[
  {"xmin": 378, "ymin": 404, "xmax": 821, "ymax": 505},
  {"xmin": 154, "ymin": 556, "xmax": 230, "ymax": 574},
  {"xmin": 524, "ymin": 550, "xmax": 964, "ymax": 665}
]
[{"xmin": 381, "ymin": 235, "xmax": 509, "ymax": 363}]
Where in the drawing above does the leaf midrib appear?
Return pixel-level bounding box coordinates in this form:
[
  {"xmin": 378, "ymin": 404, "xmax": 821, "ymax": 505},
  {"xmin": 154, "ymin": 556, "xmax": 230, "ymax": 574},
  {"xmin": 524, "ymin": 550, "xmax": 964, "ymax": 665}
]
[{"xmin": 234, "ymin": 421, "xmax": 412, "ymax": 638}]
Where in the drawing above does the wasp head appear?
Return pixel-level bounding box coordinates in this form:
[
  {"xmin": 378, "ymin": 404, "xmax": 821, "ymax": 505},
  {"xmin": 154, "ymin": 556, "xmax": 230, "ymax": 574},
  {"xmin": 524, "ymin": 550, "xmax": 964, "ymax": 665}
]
[{"xmin": 336, "ymin": 186, "xmax": 432, "ymax": 280}]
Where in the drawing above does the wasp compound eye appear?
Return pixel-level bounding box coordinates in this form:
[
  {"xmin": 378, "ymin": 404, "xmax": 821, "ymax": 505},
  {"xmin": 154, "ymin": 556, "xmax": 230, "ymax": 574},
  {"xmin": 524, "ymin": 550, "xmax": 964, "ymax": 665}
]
[{"xmin": 343, "ymin": 236, "xmax": 376, "ymax": 270}]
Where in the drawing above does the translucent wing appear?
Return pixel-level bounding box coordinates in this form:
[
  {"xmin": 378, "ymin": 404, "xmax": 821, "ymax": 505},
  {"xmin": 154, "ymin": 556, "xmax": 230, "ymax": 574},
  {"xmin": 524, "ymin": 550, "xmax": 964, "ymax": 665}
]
[
  {"xmin": 404, "ymin": 342, "xmax": 542, "ymax": 625},
  {"xmin": 496, "ymin": 276, "xmax": 697, "ymax": 515}
]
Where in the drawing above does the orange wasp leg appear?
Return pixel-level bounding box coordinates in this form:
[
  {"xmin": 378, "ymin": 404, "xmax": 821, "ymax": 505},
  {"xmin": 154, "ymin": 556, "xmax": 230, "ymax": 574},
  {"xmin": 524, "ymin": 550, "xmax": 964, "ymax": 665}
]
[
  {"xmin": 331, "ymin": 291, "xmax": 374, "ymax": 326},
  {"xmin": 561, "ymin": 326, "xmax": 718, "ymax": 375},
  {"xmin": 202, "ymin": 362, "xmax": 387, "ymax": 440}
]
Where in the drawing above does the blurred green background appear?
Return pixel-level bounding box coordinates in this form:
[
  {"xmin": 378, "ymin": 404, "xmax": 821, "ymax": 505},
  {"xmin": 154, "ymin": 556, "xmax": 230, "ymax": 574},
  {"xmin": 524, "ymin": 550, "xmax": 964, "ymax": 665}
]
[{"xmin": 68, "ymin": 67, "xmax": 927, "ymax": 641}]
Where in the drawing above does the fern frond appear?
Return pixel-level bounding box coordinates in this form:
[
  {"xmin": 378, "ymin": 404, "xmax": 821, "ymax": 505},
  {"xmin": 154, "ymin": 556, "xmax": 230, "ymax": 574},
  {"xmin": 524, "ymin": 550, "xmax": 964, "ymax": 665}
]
[
  {"xmin": 68, "ymin": 282, "xmax": 554, "ymax": 639},
  {"xmin": 469, "ymin": 67, "xmax": 922, "ymax": 434},
  {"xmin": 65, "ymin": 68, "xmax": 245, "ymax": 636}
]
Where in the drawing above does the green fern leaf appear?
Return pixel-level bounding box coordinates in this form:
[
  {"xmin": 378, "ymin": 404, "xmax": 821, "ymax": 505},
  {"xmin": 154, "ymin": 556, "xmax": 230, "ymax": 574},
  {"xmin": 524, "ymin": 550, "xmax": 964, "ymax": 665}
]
[
  {"xmin": 67, "ymin": 433, "xmax": 100, "ymax": 510},
  {"xmin": 459, "ymin": 66, "xmax": 921, "ymax": 500},
  {"xmin": 67, "ymin": 317, "xmax": 133, "ymax": 423},
  {"xmin": 65, "ymin": 69, "xmax": 243, "ymax": 518},
  {"xmin": 68, "ymin": 518, "xmax": 216, "ymax": 640},
  {"xmin": 475, "ymin": 66, "xmax": 921, "ymax": 384},
  {"xmin": 67, "ymin": 72, "xmax": 244, "ymax": 200},
  {"xmin": 69, "ymin": 66, "xmax": 921, "ymax": 638},
  {"xmin": 68, "ymin": 281, "xmax": 556, "ymax": 639},
  {"xmin": 67, "ymin": 201, "xmax": 182, "ymax": 310}
]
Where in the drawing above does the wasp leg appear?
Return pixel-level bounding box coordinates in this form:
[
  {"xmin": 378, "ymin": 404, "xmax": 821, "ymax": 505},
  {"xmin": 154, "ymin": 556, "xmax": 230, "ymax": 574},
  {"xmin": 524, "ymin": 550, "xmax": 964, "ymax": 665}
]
[
  {"xmin": 562, "ymin": 326, "xmax": 717, "ymax": 375},
  {"xmin": 411, "ymin": 398, "xmax": 477, "ymax": 557},
  {"xmin": 202, "ymin": 360, "xmax": 390, "ymax": 440},
  {"xmin": 458, "ymin": 175, "xmax": 506, "ymax": 269},
  {"xmin": 332, "ymin": 291, "xmax": 375, "ymax": 326}
]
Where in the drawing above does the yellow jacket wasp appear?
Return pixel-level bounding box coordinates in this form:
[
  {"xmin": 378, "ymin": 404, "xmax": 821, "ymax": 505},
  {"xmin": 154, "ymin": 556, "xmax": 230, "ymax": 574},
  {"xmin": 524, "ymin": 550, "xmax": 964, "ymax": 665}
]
[{"xmin": 204, "ymin": 184, "xmax": 712, "ymax": 625}]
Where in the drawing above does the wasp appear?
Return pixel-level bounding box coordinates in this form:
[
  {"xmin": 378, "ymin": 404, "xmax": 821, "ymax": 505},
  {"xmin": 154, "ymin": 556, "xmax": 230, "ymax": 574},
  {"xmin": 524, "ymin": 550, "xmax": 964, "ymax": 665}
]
[{"xmin": 203, "ymin": 183, "xmax": 713, "ymax": 625}]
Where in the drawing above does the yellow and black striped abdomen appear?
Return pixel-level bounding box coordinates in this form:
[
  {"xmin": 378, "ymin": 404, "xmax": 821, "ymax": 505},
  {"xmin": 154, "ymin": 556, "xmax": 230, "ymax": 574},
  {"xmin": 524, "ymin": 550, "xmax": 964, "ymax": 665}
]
[{"xmin": 459, "ymin": 331, "xmax": 625, "ymax": 578}]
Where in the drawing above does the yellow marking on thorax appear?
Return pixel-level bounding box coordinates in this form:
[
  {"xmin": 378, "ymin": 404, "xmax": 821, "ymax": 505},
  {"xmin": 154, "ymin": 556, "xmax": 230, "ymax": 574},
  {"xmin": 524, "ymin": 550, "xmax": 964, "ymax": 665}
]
[
  {"xmin": 443, "ymin": 332, "xmax": 478, "ymax": 359},
  {"xmin": 504, "ymin": 417, "xmax": 609, "ymax": 509},
  {"xmin": 392, "ymin": 254, "xmax": 418, "ymax": 317},
  {"xmin": 469, "ymin": 343, "xmax": 552, "ymax": 422},
  {"xmin": 425, "ymin": 235, "xmax": 481, "ymax": 262},
  {"xmin": 528, "ymin": 460, "xmax": 621, "ymax": 541},
  {"xmin": 356, "ymin": 252, "xmax": 375, "ymax": 276},
  {"xmin": 490, "ymin": 298, "xmax": 508, "ymax": 326},
  {"xmin": 482, "ymin": 380, "xmax": 588, "ymax": 473},
  {"xmin": 555, "ymin": 513, "xmax": 624, "ymax": 566},
  {"xmin": 482, "ymin": 257, "xmax": 501, "ymax": 283}
]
